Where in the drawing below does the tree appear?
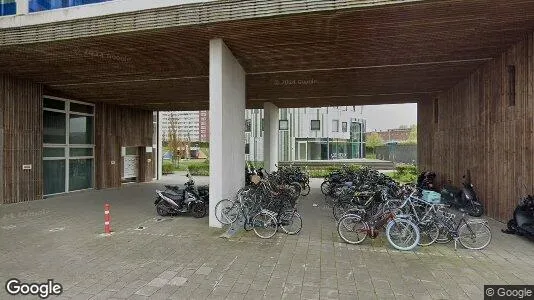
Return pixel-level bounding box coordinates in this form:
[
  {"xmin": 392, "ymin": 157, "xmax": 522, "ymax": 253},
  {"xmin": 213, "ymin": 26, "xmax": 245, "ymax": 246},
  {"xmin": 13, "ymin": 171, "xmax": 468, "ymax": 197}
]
[
  {"xmin": 408, "ymin": 124, "xmax": 417, "ymax": 142},
  {"xmin": 366, "ymin": 132, "xmax": 384, "ymax": 153},
  {"xmin": 166, "ymin": 113, "xmax": 186, "ymax": 165}
]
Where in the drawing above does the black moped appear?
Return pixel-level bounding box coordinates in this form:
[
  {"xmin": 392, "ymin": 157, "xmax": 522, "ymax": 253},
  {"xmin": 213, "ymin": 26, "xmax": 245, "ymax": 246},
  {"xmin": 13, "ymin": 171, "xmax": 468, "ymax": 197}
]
[
  {"xmin": 440, "ymin": 172, "xmax": 484, "ymax": 217},
  {"xmin": 154, "ymin": 173, "xmax": 208, "ymax": 218},
  {"xmin": 502, "ymin": 193, "xmax": 534, "ymax": 239}
]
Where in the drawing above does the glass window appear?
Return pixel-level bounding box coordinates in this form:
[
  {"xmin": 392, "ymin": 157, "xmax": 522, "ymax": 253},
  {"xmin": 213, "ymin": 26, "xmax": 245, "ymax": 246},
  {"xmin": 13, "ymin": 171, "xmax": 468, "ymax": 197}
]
[
  {"xmin": 70, "ymin": 102, "xmax": 94, "ymax": 114},
  {"xmin": 350, "ymin": 122, "xmax": 362, "ymax": 142},
  {"xmin": 311, "ymin": 120, "xmax": 320, "ymax": 131},
  {"xmin": 44, "ymin": 147, "xmax": 65, "ymax": 157},
  {"xmin": 245, "ymin": 143, "xmax": 250, "ymax": 154},
  {"xmin": 0, "ymin": 0, "xmax": 16, "ymax": 16},
  {"xmin": 261, "ymin": 119, "xmax": 264, "ymax": 131},
  {"xmin": 70, "ymin": 148, "xmax": 93, "ymax": 157},
  {"xmin": 342, "ymin": 122, "xmax": 348, "ymax": 132},
  {"xmin": 332, "ymin": 120, "xmax": 339, "ymax": 132},
  {"xmin": 245, "ymin": 119, "xmax": 251, "ymax": 132},
  {"xmin": 69, "ymin": 114, "xmax": 94, "ymax": 144},
  {"xmin": 125, "ymin": 147, "xmax": 138, "ymax": 155},
  {"xmin": 43, "ymin": 160, "xmax": 66, "ymax": 195},
  {"xmin": 44, "ymin": 98, "xmax": 65, "ymax": 110},
  {"xmin": 279, "ymin": 120, "xmax": 289, "ymax": 130},
  {"xmin": 69, "ymin": 159, "xmax": 93, "ymax": 191},
  {"xmin": 44, "ymin": 110, "xmax": 66, "ymax": 144},
  {"xmin": 29, "ymin": 0, "xmax": 113, "ymax": 12}
]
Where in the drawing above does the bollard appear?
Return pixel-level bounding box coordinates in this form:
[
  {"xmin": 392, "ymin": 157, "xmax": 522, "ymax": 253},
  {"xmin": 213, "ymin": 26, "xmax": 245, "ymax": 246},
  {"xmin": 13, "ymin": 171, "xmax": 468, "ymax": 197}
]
[{"xmin": 104, "ymin": 203, "xmax": 112, "ymax": 235}]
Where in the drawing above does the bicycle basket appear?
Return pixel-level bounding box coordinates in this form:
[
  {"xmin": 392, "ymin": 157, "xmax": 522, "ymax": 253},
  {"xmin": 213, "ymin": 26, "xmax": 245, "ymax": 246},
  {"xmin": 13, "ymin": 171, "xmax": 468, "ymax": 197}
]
[{"xmin": 421, "ymin": 190, "xmax": 442, "ymax": 204}]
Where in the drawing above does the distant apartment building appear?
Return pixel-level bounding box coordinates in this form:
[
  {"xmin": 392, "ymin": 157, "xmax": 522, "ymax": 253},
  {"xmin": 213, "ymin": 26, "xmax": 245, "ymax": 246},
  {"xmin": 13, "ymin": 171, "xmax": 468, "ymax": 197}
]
[
  {"xmin": 160, "ymin": 111, "xmax": 209, "ymax": 142},
  {"xmin": 246, "ymin": 107, "xmax": 366, "ymax": 162}
]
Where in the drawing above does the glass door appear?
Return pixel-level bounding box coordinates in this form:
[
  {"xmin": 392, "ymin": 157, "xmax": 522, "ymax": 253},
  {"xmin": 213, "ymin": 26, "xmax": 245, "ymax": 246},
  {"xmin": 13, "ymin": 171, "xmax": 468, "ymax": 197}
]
[{"xmin": 297, "ymin": 141, "xmax": 307, "ymax": 161}]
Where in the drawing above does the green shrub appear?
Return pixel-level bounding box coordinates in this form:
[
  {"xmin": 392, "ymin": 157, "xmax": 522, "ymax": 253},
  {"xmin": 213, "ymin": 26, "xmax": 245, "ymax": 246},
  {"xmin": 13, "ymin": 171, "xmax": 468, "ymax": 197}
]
[
  {"xmin": 162, "ymin": 161, "xmax": 174, "ymax": 174},
  {"xmin": 188, "ymin": 161, "xmax": 209, "ymax": 176},
  {"xmin": 390, "ymin": 164, "xmax": 418, "ymax": 184}
]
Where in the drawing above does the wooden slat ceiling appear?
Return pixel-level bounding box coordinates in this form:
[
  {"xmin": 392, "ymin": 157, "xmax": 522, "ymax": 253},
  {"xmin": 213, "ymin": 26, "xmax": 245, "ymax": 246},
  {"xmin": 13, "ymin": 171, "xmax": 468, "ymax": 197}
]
[{"xmin": 1, "ymin": 0, "xmax": 534, "ymax": 110}]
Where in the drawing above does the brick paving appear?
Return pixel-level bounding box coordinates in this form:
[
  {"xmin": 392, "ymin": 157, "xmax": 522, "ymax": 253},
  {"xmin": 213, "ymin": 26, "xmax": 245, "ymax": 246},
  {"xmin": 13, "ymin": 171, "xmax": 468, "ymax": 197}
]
[{"xmin": 0, "ymin": 174, "xmax": 533, "ymax": 299}]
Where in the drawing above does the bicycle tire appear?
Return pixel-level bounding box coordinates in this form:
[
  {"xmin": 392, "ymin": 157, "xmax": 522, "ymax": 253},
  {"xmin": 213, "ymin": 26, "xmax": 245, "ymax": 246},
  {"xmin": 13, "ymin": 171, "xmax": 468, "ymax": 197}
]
[
  {"xmin": 458, "ymin": 222, "xmax": 492, "ymax": 250},
  {"xmin": 252, "ymin": 211, "xmax": 278, "ymax": 239},
  {"xmin": 301, "ymin": 183, "xmax": 311, "ymax": 196},
  {"xmin": 417, "ymin": 221, "xmax": 439, "ymax": 246},
  {"xmin": 279, "ymin": 210, "xmax": 302, "ymax": 235},
  {"xmin": 214, "ymin": 199, "xmax": 239, "ymax": 225},
  {"xmin": 435, "ymin": 226, "xmax": 452, "ymax": 243},
  {"xmin": 337, "ymin": 214, "xmax": 368, "ymax": 244},
  {"xmin": 386, "ymin": 218, "xmax": 420, "ymax": 251},
  {"xmin": 320, "ymin": 181, "xmax": 331, "ymax": 196}
]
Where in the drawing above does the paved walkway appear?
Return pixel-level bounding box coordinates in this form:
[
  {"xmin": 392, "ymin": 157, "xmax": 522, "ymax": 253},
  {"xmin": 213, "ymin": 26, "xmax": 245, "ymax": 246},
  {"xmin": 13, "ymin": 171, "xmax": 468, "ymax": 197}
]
[{"xmin": 0, "ymin": 175, "xmax": 533, "ymax": 300}]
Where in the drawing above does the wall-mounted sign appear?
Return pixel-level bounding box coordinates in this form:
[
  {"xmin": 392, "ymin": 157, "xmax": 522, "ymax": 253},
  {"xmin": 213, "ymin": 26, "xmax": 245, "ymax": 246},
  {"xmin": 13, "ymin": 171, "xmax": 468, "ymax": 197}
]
[{"xmin": 22, "ymin": 164, "xmax": 32, "ymax": 170}]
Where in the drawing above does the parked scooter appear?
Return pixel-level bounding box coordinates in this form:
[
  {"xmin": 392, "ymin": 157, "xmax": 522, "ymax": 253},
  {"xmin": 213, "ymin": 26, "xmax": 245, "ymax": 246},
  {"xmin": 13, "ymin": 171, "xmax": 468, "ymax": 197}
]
[
  {"xmin": 154, "ymin": 173, "xmax": 208, "ymax": 218},
  {"xmin": 440, "ymin": 171, "xmax": 484, "ymax": 217},
  {"xmin": 502, "ymin": 188, "xmax": 534, "ymax": 239}
]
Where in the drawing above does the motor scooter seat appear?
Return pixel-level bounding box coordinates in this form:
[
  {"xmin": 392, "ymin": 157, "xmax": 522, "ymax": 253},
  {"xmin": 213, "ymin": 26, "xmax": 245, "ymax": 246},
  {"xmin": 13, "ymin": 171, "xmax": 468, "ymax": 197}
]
[
  {"xmin": 442, "ymin": 185, "xmax": 461, "ymax": 194},
  {"xmin": 161, "ymin": 192, "xmax": 182, "ymax": 201}
]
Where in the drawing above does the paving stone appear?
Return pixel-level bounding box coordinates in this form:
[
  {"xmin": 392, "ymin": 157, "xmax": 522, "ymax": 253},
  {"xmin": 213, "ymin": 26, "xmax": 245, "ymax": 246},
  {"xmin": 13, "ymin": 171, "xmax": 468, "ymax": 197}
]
[
  {"xmin": 1, "ymin": 179, "xmax": 532, "ymax": 300},
  {"xmin": 168, "ymin": 276, "xmax": 188, "ymax": 286},
  {"xmin": 158, "ymin": 270, "xmax": 178, "ymax": 280},
  {"xmin": 196, "ymin": 266, "xmax": 214, "ymax": 275},
  {"xmin": 135, "ymin": 285, "xmax": 160, "ymax": 297}
]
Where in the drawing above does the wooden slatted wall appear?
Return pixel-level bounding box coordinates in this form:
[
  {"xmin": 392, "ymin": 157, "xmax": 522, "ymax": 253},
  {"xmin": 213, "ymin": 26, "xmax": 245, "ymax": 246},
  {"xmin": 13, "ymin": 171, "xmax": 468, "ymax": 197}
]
[
  {"xmin": 95, "ymin": 103, "xmax": 153, "ymax": 189},
  {"xmin": 0, "ymin": 75, "xmax": 43, "ymax": 204},
  {"xmin": 418, "ymin": 32, "xmax": 534, "ymax": 222}
]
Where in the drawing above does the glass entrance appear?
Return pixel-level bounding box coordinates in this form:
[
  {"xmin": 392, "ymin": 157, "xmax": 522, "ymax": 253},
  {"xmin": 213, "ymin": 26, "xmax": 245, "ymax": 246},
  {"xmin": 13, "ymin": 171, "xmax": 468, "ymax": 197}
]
[{"xmin": 43, "ymin": 96, "xmax": 95, "ymax": 196}]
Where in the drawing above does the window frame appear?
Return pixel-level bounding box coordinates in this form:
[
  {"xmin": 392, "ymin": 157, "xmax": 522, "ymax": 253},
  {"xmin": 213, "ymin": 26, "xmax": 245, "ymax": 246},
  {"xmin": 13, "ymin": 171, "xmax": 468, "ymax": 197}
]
[{"xmin": 43, "ymin": 95, "xmax": 95, "ymax": 196}]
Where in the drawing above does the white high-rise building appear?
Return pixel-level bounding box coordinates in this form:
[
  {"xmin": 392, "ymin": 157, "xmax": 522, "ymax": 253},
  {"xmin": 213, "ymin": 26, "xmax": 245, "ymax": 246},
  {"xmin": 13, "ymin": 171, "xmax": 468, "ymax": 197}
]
[{"xmin": 160, "ymin": 111, "xmax": 208, "ymax": 142}]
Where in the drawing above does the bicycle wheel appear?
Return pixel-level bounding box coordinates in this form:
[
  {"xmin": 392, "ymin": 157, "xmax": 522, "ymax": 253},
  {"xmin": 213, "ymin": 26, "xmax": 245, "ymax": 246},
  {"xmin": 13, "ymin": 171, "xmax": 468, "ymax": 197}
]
[
  {"xmin": 214, "ymin": 199, "xmax": 239, "ymax": 225},
  {"xmin": 333, "ymin": 202, "xmax": 352, "ymax": 221},
  {"xmin": 279, "ymin": 210, "xmax": 302, "ymax": 235},
  {"xmin": 386, "ymin": 218, "xmax": 420, "ymax": 251},
  {"xmin": 435, "ymin": 226, "xmax": 452, "ymax": 243},
  {"xmin": 301, "ymin": 183, "xmax": 310, "ymax": 196},
  {"xmin": 417, "ymin": 221, "xmax": 439, "ymax": 246},
  {"xmin": 252, "ymin": 211, "xmax": 278, "ymax": 239},
  {"xmin": 290, "ymin": 182, "xmax": 302, "ymax": 199},
  {"xmin": 337, "ymin": 214, "xmax": 368, "ymax": 244},
  {"xmin": 458, "ymin": 222, "xmax": 492, "ymax": 250},
  {"xmin": 320, "ymin": 181, "xmax": 331, "ymax": 196}
]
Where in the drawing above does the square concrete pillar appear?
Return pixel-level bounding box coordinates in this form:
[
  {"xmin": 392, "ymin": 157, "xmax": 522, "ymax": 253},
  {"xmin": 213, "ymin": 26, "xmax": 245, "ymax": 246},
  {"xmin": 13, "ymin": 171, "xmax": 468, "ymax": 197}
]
[
  {"xmin": 209, "ymin": 39, "xmax": 246, "ymax": 228},
  {"xmin": 263, "ymin": 102, "xmax": 279, "ymax": 173}
]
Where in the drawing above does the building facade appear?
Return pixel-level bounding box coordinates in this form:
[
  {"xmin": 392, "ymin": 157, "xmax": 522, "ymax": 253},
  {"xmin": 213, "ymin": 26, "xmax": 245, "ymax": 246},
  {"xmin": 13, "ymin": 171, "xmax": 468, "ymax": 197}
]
[
  {"xmin": 245, "ymin": 107, "xmax": 366, "ymax": 162},
  {"xmin": 160, "ymin": 111, "xmax": 209, "ymax": 143}
]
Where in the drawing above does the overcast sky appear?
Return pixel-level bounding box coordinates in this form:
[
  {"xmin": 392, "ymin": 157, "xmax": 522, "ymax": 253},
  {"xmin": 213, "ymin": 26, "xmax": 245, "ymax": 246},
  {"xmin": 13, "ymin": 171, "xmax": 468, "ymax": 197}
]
[{"xmin": 353, "ymin": 103, "xmax": 417, "ymax": 132}]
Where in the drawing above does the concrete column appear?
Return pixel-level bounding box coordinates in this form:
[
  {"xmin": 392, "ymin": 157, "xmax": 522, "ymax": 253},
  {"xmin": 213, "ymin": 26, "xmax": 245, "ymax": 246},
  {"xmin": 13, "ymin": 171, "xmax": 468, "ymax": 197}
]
[
  {"xmin": 16, "ymin": 0, "xmax": 29, "ymax": 15},
  {"xmin": 209, "ymin": 39, "xmax": 246, "ymax": 228},
  {"xmin": 263, "ymin": 102, "xmax": 279, "ymax": 173},
  {"xmin": 157, "ymin": 111, "xmax": 163, "ymax": 180}
]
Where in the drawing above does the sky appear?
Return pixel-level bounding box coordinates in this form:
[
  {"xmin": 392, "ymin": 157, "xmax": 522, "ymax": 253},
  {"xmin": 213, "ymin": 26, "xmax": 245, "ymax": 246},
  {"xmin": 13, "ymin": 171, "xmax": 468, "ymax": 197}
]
[{"xmin": 354, "ymin": 103, "xmax": 417, "ymax": 132}]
